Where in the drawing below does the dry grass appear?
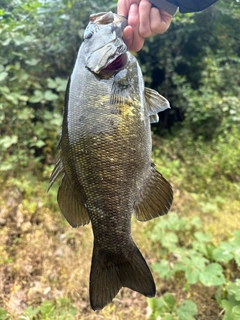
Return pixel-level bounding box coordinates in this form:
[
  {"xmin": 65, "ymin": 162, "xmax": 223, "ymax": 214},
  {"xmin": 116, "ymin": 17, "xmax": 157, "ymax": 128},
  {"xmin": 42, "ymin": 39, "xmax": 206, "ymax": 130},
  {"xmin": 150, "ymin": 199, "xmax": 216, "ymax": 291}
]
[{"xmin": 0, "ymin": 182, "xmax": 153, "ymax": 319}]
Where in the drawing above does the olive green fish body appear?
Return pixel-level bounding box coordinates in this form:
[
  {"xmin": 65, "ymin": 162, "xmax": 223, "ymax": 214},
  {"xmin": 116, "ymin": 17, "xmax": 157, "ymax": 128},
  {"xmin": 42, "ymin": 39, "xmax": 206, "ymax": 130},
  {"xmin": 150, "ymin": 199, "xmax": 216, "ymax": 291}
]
[{"xmin": 49, "ymin": 12, "xmax": 173, "ymax": 311}]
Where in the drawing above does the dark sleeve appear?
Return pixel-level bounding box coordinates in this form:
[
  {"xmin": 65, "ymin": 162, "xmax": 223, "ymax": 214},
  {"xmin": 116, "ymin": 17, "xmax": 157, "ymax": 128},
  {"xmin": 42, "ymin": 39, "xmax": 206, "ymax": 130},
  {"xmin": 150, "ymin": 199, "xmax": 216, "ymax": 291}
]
[{"xmin": 150, "ymin": 0, "xmax": 218, "ymax": 15}]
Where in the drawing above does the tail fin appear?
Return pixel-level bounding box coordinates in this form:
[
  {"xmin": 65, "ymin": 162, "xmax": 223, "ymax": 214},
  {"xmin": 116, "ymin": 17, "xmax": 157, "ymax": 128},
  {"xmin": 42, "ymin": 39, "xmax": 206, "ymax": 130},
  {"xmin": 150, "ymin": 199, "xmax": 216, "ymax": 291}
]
[{"xmin": 90, "ymin": 242, "xmax": 156, "ymax": 310}]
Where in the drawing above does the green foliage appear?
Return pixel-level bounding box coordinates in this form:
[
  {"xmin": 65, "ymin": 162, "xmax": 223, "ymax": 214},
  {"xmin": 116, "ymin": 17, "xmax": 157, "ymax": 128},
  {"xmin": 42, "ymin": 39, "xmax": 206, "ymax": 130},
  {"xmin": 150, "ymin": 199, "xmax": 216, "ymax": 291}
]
[
  {"xmin": 0, "ymin": 308, "xmax": 9, "ymax": 320},
  {"xmin": 148, "ymin": 294, "xmax": 198, "ymax": 320},
  {"xmin": 0, "ymin": 0, "xmax": 116, "ymax": 177},
  {"xmin": 0, "ymin": 0, "xmax": 66, "ymax": 174},
  {"xmin": 221, "ymin": 280, "xmax": 240, "ymax": 320},
  {"xmin": 1, "ymin": 0, "xmax": 239, "ymax": 179},
  {"xmin": 19, "ymin": 298, "xmax": 77, "ymax": 320},
  {"xmin": 138, "ymin": 0, "xmax": 240, "ymax": 138},
  {"xmin": 172, "ymin": 54, "xmax": 240, "ymax": 139},
  {"xmin": 213, "ymin": 232, "xmax": 240, "ymax": 267},
  {"xmin": 153, "ymin": 126, "xmax": 240, "ymax": 197},
  {"xmin": 149, "ymin": 212, "xmax": 225, "ymax": 287},
  {"xmin": 147, "ymin": 212, "xmax": 240, "ymax": 319}
]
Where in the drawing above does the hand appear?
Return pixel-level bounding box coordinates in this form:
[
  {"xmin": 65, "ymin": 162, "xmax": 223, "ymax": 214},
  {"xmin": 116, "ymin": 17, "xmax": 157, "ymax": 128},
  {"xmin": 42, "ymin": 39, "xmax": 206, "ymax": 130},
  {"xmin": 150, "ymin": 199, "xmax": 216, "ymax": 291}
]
[{"xmin": 117, "ymin": 0, "xmax": 173, "ymax": 52}]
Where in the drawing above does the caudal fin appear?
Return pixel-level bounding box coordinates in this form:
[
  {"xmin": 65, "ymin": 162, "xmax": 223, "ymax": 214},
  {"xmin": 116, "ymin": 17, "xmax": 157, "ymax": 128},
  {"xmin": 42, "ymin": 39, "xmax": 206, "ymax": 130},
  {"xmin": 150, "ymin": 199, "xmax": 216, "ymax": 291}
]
[{"xmin": 89, "ymin": 242, "xmax": 155, "ymax": 310}]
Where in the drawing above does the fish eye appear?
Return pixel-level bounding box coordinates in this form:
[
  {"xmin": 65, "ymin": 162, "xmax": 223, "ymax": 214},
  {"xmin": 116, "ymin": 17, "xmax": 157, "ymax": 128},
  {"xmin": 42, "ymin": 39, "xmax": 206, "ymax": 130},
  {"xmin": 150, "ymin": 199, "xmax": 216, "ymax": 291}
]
[{"xmin": 85, "ymin": 32, "xmax": 93, "ymax": 40}]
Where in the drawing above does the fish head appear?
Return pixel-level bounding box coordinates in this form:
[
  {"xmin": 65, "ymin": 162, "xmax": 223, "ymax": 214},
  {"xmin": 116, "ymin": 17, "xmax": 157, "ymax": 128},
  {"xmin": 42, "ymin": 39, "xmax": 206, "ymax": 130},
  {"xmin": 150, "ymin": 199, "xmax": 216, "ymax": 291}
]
[{"xmin": 83, "ymin": 12, "xmax": 128, "ymax": 74}]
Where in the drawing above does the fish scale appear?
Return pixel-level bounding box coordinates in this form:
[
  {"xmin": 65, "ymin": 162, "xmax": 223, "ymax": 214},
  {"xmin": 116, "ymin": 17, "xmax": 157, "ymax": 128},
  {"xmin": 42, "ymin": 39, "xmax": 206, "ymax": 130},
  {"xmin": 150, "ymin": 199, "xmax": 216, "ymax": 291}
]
[{"xmin": 49, "ymin": 11, "xmax": 173, "ymax": 311}]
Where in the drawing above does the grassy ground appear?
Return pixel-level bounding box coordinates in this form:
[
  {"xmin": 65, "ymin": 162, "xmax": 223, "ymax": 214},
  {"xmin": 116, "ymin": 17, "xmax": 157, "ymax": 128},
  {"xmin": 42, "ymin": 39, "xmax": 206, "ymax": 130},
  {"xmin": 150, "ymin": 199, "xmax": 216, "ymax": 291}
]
[{"xmin": 0, "ymin": 133, "xmax": 239, "ymax": 319}]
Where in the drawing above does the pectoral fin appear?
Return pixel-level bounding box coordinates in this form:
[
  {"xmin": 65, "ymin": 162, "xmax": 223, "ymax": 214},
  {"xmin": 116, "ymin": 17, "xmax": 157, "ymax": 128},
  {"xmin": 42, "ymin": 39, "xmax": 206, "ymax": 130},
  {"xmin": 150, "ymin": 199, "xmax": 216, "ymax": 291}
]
[
  {"xmin": 134, "ymin": 165, "xmax": 173, "ymax": 221},
  {"xmin": 57, "ymin": 175, "xmax": 90, "ymax": 227},
  {"xmin": 144, "ymin": 87, "xmax": 170, "ymax": 123}
]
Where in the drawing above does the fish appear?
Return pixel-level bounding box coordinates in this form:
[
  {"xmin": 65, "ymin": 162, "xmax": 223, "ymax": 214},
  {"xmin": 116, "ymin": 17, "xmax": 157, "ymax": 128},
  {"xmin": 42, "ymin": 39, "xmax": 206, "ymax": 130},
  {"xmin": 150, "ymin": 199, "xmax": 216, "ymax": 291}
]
[{"xmin": 48, "ymin": 11, "xmax": 173, "ymax": 311}]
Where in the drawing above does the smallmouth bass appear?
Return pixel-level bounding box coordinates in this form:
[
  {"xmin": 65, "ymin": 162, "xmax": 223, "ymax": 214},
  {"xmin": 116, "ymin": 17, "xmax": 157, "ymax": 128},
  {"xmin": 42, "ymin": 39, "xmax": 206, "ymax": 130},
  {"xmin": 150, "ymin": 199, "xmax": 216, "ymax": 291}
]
[{"xmin": 49, "ymin": 11, "xmax": 173, "ymax": 311}]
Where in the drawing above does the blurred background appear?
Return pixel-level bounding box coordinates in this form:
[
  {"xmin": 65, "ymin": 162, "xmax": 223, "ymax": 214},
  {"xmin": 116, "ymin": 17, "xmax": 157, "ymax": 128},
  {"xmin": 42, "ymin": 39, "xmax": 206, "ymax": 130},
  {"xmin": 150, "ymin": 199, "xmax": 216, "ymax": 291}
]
[{"xmin": 0, "ymin": 0, "xmax": 239, "ymax": 319}]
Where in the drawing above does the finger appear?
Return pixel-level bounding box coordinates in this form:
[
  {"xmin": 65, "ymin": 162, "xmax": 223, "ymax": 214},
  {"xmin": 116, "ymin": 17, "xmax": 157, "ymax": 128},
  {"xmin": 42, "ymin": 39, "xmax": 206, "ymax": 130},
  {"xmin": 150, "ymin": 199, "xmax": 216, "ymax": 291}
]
[
  {"xmin": 117, "ymin": 0, "xmax": 129, "ymax": 17},
  {"xmin": 122, "ymin": 25, "xmax": 134, "ymax": 49},
  {"xmin": 139, "ymin": 0, "xmax": 152, "ymax": 38},
  {"xmin": 160, "ymin": 9, "xmax": 173, "ymax": 31},
  {"xmin": 150, "ymin": 8, "xmax": 172, "ymax": 34},
  {"xmin": 128, "ymin": 3, "xmax": 144, "ymax": 51},
  {"xmin": 130, "ymin": 35, "xmax": 144, "ymax": 52}
]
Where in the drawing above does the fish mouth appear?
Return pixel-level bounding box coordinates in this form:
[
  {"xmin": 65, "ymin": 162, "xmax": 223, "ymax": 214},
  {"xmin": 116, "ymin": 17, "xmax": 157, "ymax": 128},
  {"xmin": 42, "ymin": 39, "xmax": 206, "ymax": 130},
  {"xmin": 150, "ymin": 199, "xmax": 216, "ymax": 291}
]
[
  {"xmin": 84, "ymin": 12, "xmax": 128, "ymax": 75},
  {"xmin": 102, "ymin": 52, "xmax": 128, "ymax": 71}
]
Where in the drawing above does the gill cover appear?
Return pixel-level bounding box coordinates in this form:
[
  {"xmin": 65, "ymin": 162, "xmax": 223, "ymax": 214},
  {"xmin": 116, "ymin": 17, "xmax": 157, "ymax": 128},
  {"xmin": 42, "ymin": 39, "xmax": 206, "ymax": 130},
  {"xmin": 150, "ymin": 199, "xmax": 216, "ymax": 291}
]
[{"xmin": 83, "ymin": 12, "xmax": 128, "ymax": 74}]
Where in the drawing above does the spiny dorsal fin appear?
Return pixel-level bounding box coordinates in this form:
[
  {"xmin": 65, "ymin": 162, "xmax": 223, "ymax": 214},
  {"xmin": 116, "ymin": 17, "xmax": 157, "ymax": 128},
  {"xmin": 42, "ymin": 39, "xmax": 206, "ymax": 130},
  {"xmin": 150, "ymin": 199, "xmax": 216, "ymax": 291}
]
[
  {"xmin": 134, "ymin": 165, "xmax": 173, "ymax": 221},
  {"xmin": 144, "ymin": 87, "xmax": 170, "ymax": 123},
  {"xmin": 57, "ymin": 175, "xmax": 90, "ymax": 227},
  {"xmin": 48, "ymin": 157, "xmax": 64, "ymax": 191}
]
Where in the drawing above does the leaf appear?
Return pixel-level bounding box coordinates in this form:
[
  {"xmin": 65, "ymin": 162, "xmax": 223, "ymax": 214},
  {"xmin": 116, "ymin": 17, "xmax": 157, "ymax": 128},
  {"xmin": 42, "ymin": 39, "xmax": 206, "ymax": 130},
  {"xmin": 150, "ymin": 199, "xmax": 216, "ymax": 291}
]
[
  {"xmin": 147, "ymin": 297, "xmax": 157, "ymax": 311},
  {"xmin": 55, "ymin": 77, "xmax": 68, "ymax": 92},
  {"xmin": 156, "ymin": 293, "xmax": 177, "ymax": 313},
  {"xmin": 164, "ymin": 316, "xmax": 176, "ymax": 320},
  {"xmin": 162, "ymin": 293, "xmax": 177, "ymax": 310},
  {"xmin": 194, "ymin": 231, "xmax": 211, "ymax": 242},
  {"xmin": 177, "ymin": 300, "xmax": 198, "ymax": 320},
  {"xmin": 21, "ymin": 305, "xmax": 40, "ymax": 318},
  {"xmin": 0, "ymin": 162, "xmax": 14, "ymax": 171},
  {"xmin": 161, "ymin": 232, "xmax": 178, "ymax": 249},
  {"xmin": 152, "ymin": 260, "xmax": 172, "ymax": 279},
  {"xmin": 32, "ymin": 140, "xmax": 46, "ymax": 148},
  {"xmin": 189, "ymin": 216, "xmax": 202, "ymax": 229},
  {"xmin": 227, "ymin": 280, "xmax": 240, "ymax": 302},
  {"xmin": 39, "ymin": 300, "xmax": 55, "ymax": 315},
  {"xmin": 0, "ymin": 71, "xmax": 8, "ymax": 82},
  {"xmin": 0, "ymin": 307, "xmax": 9, "ymax": 320},
  {"xmin": 199, "ymin": 263, "xmax": 225, "ymax": 286},
  {"xmin": 235, "ymin": 252, "xmax": 240, "ymax": 267},
  {"xmin": 231, "ymin": 232, "xmax": 240, "ymax": 266},
  {"xmin": 185, "ymin": 255, "xmax": 207, "ymax": 284},
  {"xmin": 1, "ymin": 38, "xmax": 11, "ymax": 46},
  {"xmin": 212, "ymin": 242, "xmax": 234, "ymax": 264},
  {"xmin": 29, "ymin": 90, "xmax": 44, "ymax": 103},
  {"xmin": 47, "ymin": 78, "xmax": 57, "ymax": 89},
  {"xmin": 232, "ymin": 306, "xmax": 240, "ymax": 319},
  {"xmin": 0, "ymin": 135, "xmax": 18, "ymax": 149},
  {"xmin": 44, "ymin": 90, "xmax": 58, "ymax": 101},
  {"xmin": 0, "ymin": 86, "xmax": 10, "ymax": 94},
  {"xmin": 18, "ymin": 108, "xmax": 34, "ymax": 120},
  {"xmin": 185, "ymin": 268, "xmax": 200, "ymax": 284},
  {"xmin": 25, "ymin": 58, "xmax": 40, "ymax": 66},
  {"xmin": 50, "ymin": 113, "xmax": 62, "ymax": 127},
  {"xmin": 221, "ymin": 300, "xmax": 234, "ymax": 320}
]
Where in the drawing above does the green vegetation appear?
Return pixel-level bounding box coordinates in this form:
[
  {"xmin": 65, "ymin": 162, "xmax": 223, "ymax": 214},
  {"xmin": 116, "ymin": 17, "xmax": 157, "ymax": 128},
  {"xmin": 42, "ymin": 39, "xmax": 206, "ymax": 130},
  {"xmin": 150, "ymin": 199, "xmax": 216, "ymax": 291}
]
[
  {"xmin": 19, "ymin": 298, "xmax": 78, "ymax": 320},
  {"xmin": 0, "ymin": 0, "xmax": 239, "ymax": 319},
  {"xmin": 147, "ymin": 213, "xmax": 240, "ymax": 319}
]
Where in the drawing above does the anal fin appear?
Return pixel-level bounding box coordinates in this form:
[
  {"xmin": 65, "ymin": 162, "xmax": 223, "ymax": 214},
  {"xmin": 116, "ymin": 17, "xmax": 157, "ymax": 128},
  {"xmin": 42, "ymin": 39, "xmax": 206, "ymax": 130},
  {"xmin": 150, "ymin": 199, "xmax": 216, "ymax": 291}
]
[
  {"xmin": 57, "ymin": 175, "xmax": 90, "ymax": 227},
  {"xmin": 134, "ymin": 166, "xmax": 173, "ymax": 221}
]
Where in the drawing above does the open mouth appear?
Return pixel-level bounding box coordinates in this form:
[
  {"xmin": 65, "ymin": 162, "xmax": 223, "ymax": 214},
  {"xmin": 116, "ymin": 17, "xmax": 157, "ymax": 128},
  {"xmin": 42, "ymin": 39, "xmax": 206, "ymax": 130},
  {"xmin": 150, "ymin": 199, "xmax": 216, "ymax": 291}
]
[{"xmin": 103, "ymin": 53, "xmax": 128, "ymax": 71}]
